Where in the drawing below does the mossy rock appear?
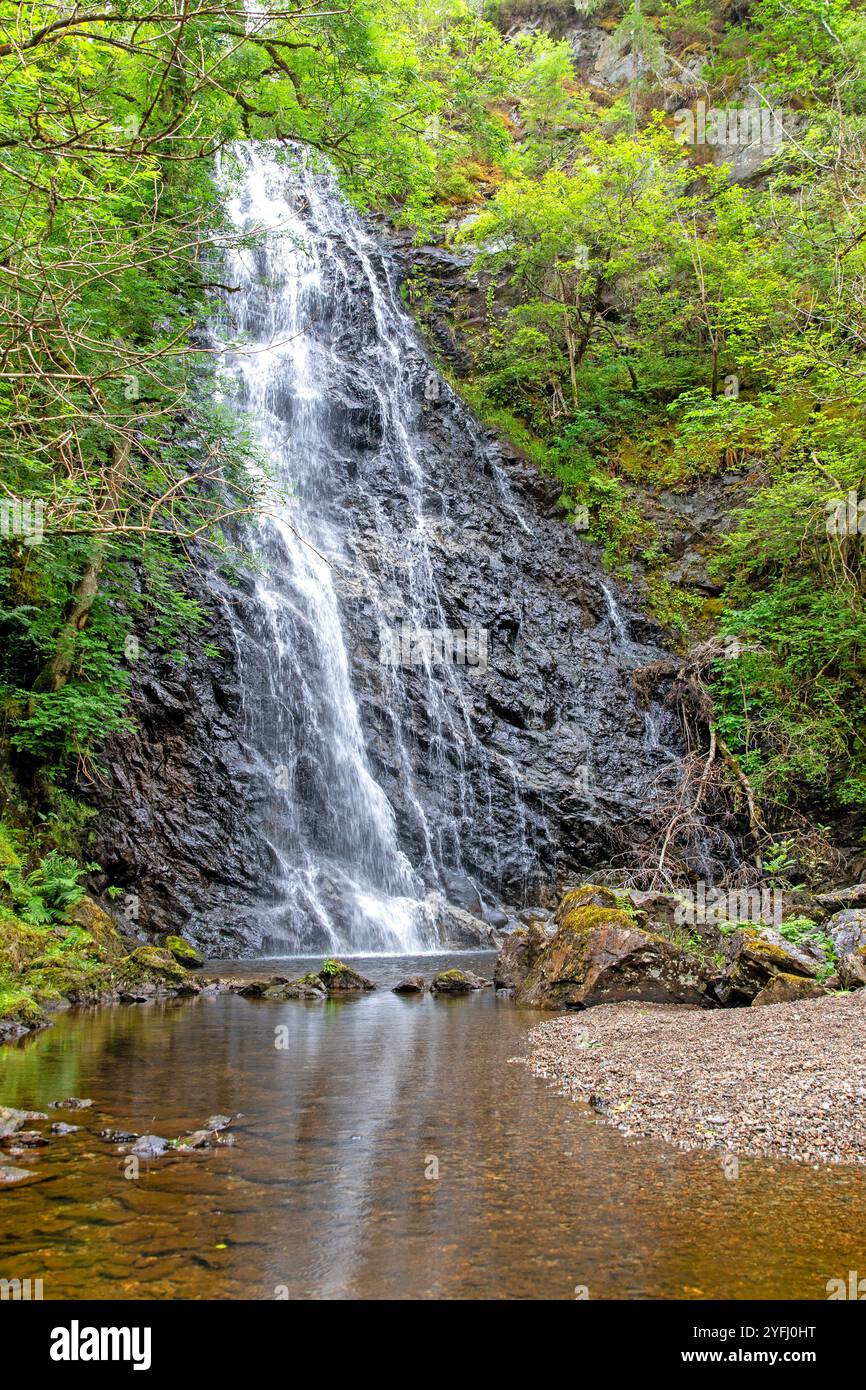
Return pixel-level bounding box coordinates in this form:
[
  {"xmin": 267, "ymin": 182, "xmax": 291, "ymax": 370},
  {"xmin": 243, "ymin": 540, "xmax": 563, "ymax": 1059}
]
[
  {"xmin": 65, "ymin": 896, "xmax": 126, "ymax": 961},
  {"xmin": 557, "ymin": 903, "xmax": 636, "ymax": 936},
  {"xmin": 317, "ymin": 961, "xmax": 376, "ymax": 992},
  {"xmin": 163, "ymin": 935, "xmax": 204, "ymax": 968},
  {"xmin": 752, "ymin": 973, "xmax": 829, "ymax": 1007},
  {"xmin": 430, "ymin": 968, "xmax": 472, "ymax": 994},
  {"xmin": 516, "ymin": 911, "xmax": 712, "ymax": 1010},
  {"xmin": 119, "ymin": 946, "xmax": 192, "ymax": 987}
]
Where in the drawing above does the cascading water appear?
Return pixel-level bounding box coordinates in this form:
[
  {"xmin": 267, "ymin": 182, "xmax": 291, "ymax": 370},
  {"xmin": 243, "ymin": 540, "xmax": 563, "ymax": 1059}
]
[
  {"xmin": 213, "ymin": 144, "xmax": 539, "ymax": 953},
  {"xmin": 136, "ymin": 139, "xmax": 690, "ymax": 956}
]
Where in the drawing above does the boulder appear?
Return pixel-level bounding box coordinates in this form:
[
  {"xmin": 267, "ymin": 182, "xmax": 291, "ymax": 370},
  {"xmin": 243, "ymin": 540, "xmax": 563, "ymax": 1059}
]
[
  {"xmin": 493, "ymin": 923, "xmax": 548, "ymax": 990},
  {"xmin": 824, "ymin": 908, "xmax": 866, "ymax": 960},
  {"xmin": 441, "ymin": 872, "xmax": 483, "ymax": 918},
  {"xmin": 725, "ymin": 927, "xmax": 822, "ymax": 1003},
  {"xmin": 430, "ymin": 969, "xmax": 489, "ymax": 994},
  {"xmin": 515, "ymin": 906, "xmax": 711, "ymax": 1010},
  {"xmin": 317, "ymin": 961, "xmax": 376, "ymax": 993},
  {"xmin": 434, "ymin": 901, "xmax": 501, "ymax": 949},
  {"xmin": 752, "ymin": 973, "xmax": 829, "ymax": 1007},
  {"xmin": 392, "ymin": 975, "xmax": 425, "ymax": 994}
]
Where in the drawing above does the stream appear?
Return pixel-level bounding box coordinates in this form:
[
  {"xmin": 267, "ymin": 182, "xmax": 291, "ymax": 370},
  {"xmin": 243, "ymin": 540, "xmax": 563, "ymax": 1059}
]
[{"xmin": 2, "ymin": 961, "xmax": 864, "ymax": 1301}]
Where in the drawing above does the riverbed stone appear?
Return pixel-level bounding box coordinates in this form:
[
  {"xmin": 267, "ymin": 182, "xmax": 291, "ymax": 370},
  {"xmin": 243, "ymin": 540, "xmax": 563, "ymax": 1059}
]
[
  {"xmin": 0, "ymin": 1164, "xmax": 36, "ymax": 1184},
  {"xmin": 515, "ymin": 905, "xmax": 712, "ymax": 1010},
  {"xmin": 494, "ymin": 923, "xmax": 548, "ymax": 990},
  {"xmin": 130, "ymin": 1134, "xmax": 169, "ymax": 1158},
  {"xmin": 751, "ymin": 973, "xmax": 829, "ymax": 1007},
  {"xmin": 0, "ymin": 1106, "xmax": 31, "ymax": 1139}
]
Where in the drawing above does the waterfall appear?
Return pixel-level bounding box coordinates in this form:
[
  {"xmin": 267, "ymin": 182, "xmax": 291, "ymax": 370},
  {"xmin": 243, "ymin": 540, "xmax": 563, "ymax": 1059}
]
[
  {"xmin": 198, "ymin": 142, "xmax": 682, "ymax": 956},
  {"xmin": 212, "ymin": 144, "xmax": 520, "ymax": 953}
]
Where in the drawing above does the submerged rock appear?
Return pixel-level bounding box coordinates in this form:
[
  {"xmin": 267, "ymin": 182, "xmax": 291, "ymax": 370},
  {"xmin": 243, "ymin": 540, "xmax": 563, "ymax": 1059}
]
[
  {"xmin": 49, "ymin": 1097, "xmax": 93, "ymax": 1111},
  {"xmin": 752, "ymin": 973, "xmax": 829, "ymax": 1007},
  {"xmin": 515, "ymin": 903, "xmax": 711, "ymax": 1010},
  {"xmin": 493, "ymin": 923, "xmax": 548, "ymax": 990},
  {"xmin": 6, "ymin": 1130, "xmax": 48, "ymax": 1148},
  {"xmin": 0, "ymin": 1164, "xmax": 36, "ymax": 1184},
  {"xmin": 392, "ymin": 975, "xmax": 425, "ymax": 994},
  {"xmin": 129, "ymin": 1134, "xmax": 169, "ymax": 1158}
]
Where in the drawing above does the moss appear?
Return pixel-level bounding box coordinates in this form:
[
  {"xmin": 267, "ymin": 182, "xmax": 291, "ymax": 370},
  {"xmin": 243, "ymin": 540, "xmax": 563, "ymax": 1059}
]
[
  {"xmin": 558, "ymin": 905, "xmax": 635, "ymax": 935},
  {"xmin": 437, "ymin": 968, "xmax": 467, "ymax": 982},
  {"xmin": 163, "ymin": 934, "xmax": 204, "ymax": 968}
]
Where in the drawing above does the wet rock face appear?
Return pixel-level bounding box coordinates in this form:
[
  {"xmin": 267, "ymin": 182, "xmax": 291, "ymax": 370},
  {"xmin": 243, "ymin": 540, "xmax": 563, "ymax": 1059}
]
[{"xmin": 82, "ymin": 192, "xmax": 687, "ymax": 955}]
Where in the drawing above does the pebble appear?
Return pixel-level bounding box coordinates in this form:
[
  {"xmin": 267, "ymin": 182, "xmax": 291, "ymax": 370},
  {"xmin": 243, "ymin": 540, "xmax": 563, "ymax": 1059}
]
[{"xmin": 520, "ymin": 993, "xmax": 866, "ymax": 1165}]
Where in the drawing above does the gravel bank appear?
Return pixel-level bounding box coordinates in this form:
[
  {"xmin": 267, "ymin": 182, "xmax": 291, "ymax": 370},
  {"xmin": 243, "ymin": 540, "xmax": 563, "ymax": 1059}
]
[{"xmin": 519, "ymin": 993, "xmax": 866, "ymax": 1166}]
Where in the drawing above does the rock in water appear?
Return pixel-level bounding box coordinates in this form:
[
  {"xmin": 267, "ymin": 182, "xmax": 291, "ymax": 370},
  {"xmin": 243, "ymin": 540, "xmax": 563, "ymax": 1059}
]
[
  {"xmin": 392, "ymin": 976, "xmax": 425, "ymax": 994},
  {"xmin": 317, "ymin": 961, "xmax": 376, "ymax": 993},
  {"xmin": 0, "ymin": 1165, "xmax": 36, "ymax": 1184},
  {"xmin": 430, "ymin": 969, "xmax": 489, "ymax": 994},
  {"xmin": 493, "ymin": 924, "xmax": 548, "ymax": 990},
  {"xmin": 515, "ymin": 904, "xmax": 711, "ymax": 1010}
]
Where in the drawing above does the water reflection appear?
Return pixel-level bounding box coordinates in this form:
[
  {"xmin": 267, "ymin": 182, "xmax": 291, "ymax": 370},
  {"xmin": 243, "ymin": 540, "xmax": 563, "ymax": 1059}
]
[{"xmin": 1, "ymin": 955, "xmax": 864, "ymax": 1299}]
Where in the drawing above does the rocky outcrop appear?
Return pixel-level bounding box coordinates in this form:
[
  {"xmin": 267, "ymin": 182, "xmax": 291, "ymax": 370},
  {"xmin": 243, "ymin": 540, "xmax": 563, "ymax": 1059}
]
[{"xmin": 515, "ymin": 902, "xmax": 711, "ymax": 1010}]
